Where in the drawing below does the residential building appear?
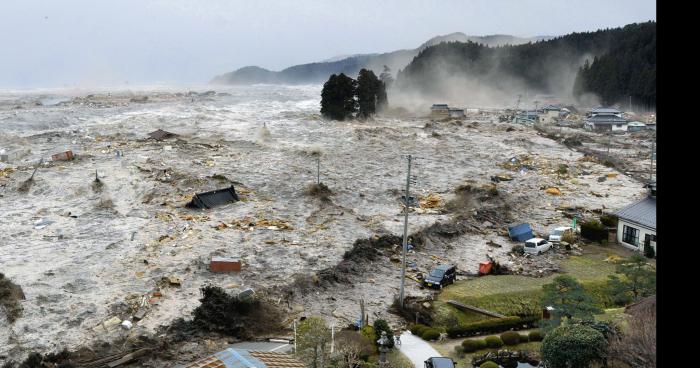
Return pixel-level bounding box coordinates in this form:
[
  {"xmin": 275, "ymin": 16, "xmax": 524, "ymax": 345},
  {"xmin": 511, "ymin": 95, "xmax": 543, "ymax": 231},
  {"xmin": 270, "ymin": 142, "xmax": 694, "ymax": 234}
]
[
  {"xmin": 513, "ymin": 110, "xmax": 540, "ymax": 124},
  {"xmin": 584, "ymin": 107, "xmax": 629, "ymax": 132},
  {"xmin": 430, "ymin": 104, "xmax": 450, "ymax": 119},
  {"xmin": 449, "ymin": 108, "xmax": 466, "ymax": 118},
  {"xmin": 614, "ymin": 183, "xmax": 656, "ymax": 253},
  {"xmin": 627, "ymin": 121, "xmax": 647, "ymax": 132},
  {"xmin": 539, "ymin": 105, "xmax": 562, "ymax": 124},
  {"xmin": 180, "ymin": 347, "xmax": 304, "ymax": 368}
]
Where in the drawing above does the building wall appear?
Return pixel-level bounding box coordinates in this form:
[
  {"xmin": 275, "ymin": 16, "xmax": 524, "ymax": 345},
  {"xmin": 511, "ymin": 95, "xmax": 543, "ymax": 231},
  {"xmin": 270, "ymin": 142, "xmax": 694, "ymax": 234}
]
[
  {"xmin": 611, "ymin": 123, "xmax": 628, "ymax": 132},
  {"xmin": 616, "ymin": 219, "xmax": 656, "ymax": 252}
]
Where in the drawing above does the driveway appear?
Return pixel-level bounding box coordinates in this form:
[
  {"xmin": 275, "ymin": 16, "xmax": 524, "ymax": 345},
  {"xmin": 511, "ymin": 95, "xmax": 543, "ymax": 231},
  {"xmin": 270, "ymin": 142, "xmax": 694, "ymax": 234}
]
[{"xmin": 396, "ymin": 331, "xmax": 442, "ymax": 368}]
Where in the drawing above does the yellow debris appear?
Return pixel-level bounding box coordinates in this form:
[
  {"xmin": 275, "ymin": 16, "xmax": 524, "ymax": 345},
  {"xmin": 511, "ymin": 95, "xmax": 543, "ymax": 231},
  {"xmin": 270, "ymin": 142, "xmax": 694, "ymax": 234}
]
[
  {"xmin": 607, "ymin": 173, "xmax": 618, "ymax": 178},
  {"xmin": 0, "ymin": 168, "xmax": 15, "ymax": 178},
  {"xmin": 545, "ymin": 187, "xmax": 562, "ymax": 195},
  {"xmin": 419, "ymin": 193, "xmax": 442, "ymax": 209}
]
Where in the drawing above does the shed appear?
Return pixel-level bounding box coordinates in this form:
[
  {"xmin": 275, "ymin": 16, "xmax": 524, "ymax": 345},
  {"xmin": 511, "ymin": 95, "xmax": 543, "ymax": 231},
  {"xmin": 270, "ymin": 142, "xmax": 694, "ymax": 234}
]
[
  {"xmin": 187, "ymin": 185, "xmax": 240, "ymax": 209},
  {"xmin": 507, "ymin": 223, "xmax": 533, "ymax": 242}
]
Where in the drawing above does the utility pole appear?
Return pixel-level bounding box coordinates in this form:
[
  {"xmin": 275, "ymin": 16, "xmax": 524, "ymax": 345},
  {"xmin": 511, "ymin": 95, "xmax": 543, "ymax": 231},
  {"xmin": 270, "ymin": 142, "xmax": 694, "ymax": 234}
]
[
  {"xmin": 649, "ymin": 139, "xmax": 655, "ymax": 183},
  {"xmin": 607, "ymin": 133, "xmax": 611, "ymax": 155},
  {"xmin": 629, "ymin": 95, "xmax": 632, "ymax": 113},
  {"xmin": 399, "ymin": 154, "xmax": 412, "ymax": 309},
  {"xmin": 293, "ymin": 320, "xmax": 297, "ymax": 355}
]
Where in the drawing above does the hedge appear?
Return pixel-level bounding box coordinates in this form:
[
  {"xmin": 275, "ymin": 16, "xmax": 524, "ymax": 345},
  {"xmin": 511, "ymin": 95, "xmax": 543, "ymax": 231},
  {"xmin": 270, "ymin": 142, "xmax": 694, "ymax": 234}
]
[
  {"xmin": 410, "ymin": 324, "xmax": 428, "ymax": 335},
  {"xmin": 519, "ymin": 333, "xmax": 529, "ymax": 342},
  {"xmin": 462, "ymin": 339, "xmax": 481, "ymax": 353},
  {"xmin": 446, "ymin": 315, "xmax": 540, "ymax": 338}
]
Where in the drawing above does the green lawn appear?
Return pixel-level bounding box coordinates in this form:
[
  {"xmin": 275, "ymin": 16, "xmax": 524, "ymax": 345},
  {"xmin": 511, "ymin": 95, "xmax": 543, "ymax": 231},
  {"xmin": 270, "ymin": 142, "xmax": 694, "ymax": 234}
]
[{"xmin": 432, "ymin": 247, "xmax": 621, "ymax": 326}]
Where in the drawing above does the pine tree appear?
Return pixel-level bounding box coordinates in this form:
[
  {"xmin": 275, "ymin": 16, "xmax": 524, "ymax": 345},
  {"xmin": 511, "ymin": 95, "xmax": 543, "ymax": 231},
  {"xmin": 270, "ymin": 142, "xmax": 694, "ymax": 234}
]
[
  {"xmin": 541, "ymin": 275, "xmax": 602, "ymax": 331},
  {"xmin": 320, "ymin": 73, "xmax": 357, "ymax": 120},
  {"xmin": 356, "ymin": 69, "xmax": 382, "ymax": 119}
]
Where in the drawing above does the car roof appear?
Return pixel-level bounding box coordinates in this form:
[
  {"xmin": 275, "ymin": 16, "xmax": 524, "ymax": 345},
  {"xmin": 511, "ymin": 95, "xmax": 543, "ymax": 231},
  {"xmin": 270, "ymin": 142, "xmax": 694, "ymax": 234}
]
[
  {"xmin": 427, "ymin": 357, "xmax": 454, "ymax": 367},
  {"xmin": 526, "ymin": 237, "xmax": 545, "ymax": 242},
  {"xmin": 434, "ymin": 264, "xmax": 455, "ymax": 270}
]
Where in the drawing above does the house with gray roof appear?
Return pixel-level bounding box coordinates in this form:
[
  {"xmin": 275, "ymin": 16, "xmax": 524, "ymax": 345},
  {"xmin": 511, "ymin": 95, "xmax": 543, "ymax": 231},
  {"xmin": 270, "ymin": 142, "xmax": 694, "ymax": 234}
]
[{"xmin": 614, "ymin": 184, "xmax": 656, "ymax": 253}]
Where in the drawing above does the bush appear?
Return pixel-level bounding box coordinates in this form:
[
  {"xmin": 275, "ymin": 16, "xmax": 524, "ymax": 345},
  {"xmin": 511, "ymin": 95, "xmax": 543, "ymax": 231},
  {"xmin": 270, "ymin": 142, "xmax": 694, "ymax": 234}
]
[
  {"xmin": 581, "ymin": 220, "xmax": 608, "ymax": 242},
  {"xmin": 644, "ymin": 242, "xmax": 656, "ymax": 258},
  {"xmin": 484, "ymin": 336, "xmax": 503, "ymax": 348},
  {"xmin": 600, "ymin": 214, "xmax": 618, "ymax": 227},
  {"xmin": 454, "ymin": 345, "xmax": 464, "ymax": 355},
  {"xmin": 541, "ymin": 324, "xmax": 607, "ymax": 368},
  {"xmin": 461, "ymin": 339, "xmax": 481, "ymax": 353},
  {"xmin": 561, "ymin": 231, "xmax": 576, "ymax": 244},
  {"xmin": 420, "ymin": 328, "xmax": 441, "ymax": 341},
  {"xmin": 519, "ymin": 333, "xmax": 529, "ymax": 342},
  {"xmin": 360, "ymin": 325, "xmax": 376, "ymax": 347},
  {"xmin": 409, "ymin": 324, "xmax": 428, "ymax": 335},
  {"xmin": 500, "ymin": 331, "xmax": 521, "ymax": 345},
  {"xmin": 528, "ymin": 330, "xmax": 544, "ymax": 341},
  {"xmin": 474, "ymin": 338, "xmax": 488, "ymax": 350},
  {"xmin": 446, "ymin": 316, "xmax": 540, "ymax": 338},
  {"xmin": 480, "ymin": 362, "xmax": 499, "ymax": 368}
]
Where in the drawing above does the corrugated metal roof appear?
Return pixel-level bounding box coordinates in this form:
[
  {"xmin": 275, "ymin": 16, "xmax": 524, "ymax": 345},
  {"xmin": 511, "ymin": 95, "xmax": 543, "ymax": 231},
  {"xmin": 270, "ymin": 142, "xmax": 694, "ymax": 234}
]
[{"xmin": 614, "ymin": 196, "xmax": 656, "ymax": 229}]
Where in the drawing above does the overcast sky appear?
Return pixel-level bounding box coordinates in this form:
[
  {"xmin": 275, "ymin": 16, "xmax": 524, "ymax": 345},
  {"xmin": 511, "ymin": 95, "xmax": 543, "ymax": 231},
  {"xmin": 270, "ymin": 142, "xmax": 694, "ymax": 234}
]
[{"xmin": 0, "ymin": 0, "xmax": 655, "ymax": 88}]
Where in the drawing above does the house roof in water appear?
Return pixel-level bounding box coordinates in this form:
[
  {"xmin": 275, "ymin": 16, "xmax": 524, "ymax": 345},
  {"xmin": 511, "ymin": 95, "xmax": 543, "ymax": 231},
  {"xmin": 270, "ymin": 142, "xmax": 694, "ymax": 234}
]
[
  {"xmin": 431, "ymin": 104, "xmax": 449, "ymax": 110},
  {"xmin": 187, "ymin": 185, "xmax": 239, "ymax": 209},
  {"xmin": 541, "ymin": 104, "xmax": 562, "ymax": 111},
  {"xmin": 181, "ymin": 348, "xmax": 305, "ymax": 368},
  {"xmin": 614, "ymin": 196, "xmax": 656, "ymax": 229},
  {"xmin": 148, "ymin": 129, "xmax": 178, "ymax": 140}
]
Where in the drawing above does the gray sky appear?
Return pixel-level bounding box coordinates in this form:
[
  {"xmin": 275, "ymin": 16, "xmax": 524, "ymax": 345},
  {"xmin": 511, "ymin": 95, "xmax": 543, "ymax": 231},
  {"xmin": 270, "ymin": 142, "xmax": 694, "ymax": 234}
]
[{"xmin": 0, "ymin": 0, "xmax": 655, "ymax": 88}]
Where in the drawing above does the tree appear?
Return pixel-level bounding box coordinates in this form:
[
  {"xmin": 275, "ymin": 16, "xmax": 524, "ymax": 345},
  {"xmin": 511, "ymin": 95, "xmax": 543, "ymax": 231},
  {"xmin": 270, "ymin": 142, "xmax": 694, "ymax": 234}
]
[
  {"xmin": 541, "ymin": 275, "xmax": 602, "ymax": 330},
  {"xmin": 609, "ymin": 297, "xmax": 656, "ymax": 367},
  {"xmin": 541, "ymin": 324, "xmax": 607, "ymax": 368},
  {"xmin": 321, "ymin": 73, "xmax": 357, "ymax": 120},
  {"xmin": 372, "ymin": 319, "xmax": 395, "ymax": 349},
  {"xmin": 607, "ymin": 254, "xmax": 656, "ymax": 305},
  {"xmin": 297, "ymin": 317, "xmax": 332, "ymax": 368},
  {"xmin": 332, "ymin": 330, "xmax": 375, "ymax": 368},
  {"xmin": 379, "ymin": 65, "xmax": 394, "ymax": 89},
  {"xmin": 356, "ymin": 69, "xmax": 384, "ymax": 119}
]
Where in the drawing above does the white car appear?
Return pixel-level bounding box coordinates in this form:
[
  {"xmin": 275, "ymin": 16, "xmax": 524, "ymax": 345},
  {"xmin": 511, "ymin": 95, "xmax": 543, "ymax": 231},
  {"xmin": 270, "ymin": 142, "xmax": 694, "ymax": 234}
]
[
  {"xmin": 548, "ymin": 226, "xmax": 573, "ymax": 243},
  {"xmin": 524, "ymin": 237, "xmax": 552, "ymax": 255}
]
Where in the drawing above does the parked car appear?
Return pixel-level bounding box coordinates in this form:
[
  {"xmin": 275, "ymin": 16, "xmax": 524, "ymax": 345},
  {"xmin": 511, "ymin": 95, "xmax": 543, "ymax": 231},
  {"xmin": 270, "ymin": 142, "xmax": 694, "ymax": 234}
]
[
  {"xmin": 425, "ymin": 357, "xmax": 456, "ymax": 368},
  {"xmin": 524, "ymin": 238, "xmax": 552, "ymax": 255},
  {"xmin": 548, "ymin": 226, "xmax": 573, "ymax": 243},
  {"xmin": 422, "ymin": 264, "xmax": 456, "ymax": 289}
]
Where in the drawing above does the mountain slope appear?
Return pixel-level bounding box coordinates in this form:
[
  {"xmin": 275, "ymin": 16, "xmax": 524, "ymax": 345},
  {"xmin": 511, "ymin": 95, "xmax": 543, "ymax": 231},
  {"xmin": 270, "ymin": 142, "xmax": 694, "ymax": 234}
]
[
  {"xmin": 393, "ymin": 21, "xmax": 655, "ymax": 107},
  {"xmin": 210, "ymin": 33, "xmax": 552, "ymax": 85}
]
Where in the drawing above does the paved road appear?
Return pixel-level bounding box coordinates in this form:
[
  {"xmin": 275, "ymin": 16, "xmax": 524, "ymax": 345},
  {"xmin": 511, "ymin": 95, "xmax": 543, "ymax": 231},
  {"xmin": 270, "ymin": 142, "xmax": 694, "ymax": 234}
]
[{"xmin": 396, "ymin": 331, "xmax": 441, "ymax": 368}]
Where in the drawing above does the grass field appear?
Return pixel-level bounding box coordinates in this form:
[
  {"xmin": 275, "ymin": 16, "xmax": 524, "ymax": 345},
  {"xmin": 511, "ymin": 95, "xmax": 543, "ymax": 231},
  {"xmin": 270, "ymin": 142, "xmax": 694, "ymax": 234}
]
[{"xmin": 432, "ymin": 246, "xmax": 624, "ymax": 326}]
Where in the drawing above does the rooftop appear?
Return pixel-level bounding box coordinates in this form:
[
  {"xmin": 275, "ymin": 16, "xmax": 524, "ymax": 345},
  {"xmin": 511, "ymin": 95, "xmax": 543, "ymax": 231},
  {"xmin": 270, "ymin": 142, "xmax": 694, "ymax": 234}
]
[
  {"xmin": 181, "ymin": 349, "xmax": 305, "ymax": 368},
  {"xmin": 585, "ymin": 116, "xmax": 629, "ymax": 124},
  {"xmin": 590, "ymin": 107, "xmax": 622, "ymax": 114},
  {"xmin": 614, "ymin": 196, "xmax": 656, "ymax": 229}
]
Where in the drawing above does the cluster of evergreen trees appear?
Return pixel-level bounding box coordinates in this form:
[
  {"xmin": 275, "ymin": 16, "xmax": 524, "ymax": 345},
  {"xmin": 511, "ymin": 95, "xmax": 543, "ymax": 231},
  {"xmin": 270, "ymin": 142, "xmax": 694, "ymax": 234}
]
[
  {"xmin": 573, "ymin": 22, "xmax": 656, "ymax": 108},
  {"xmin": 395, "ymin": 21, "xmax": 656, "ymax": 107},
  {"xmin": 320, "ymin": 68, "xmax": 387, "ymax": 120}
]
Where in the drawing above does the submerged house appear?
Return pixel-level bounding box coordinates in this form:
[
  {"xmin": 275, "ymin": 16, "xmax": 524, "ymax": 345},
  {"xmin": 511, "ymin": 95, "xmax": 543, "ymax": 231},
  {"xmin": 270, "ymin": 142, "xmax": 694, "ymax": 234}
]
[
  {"xmin": 539, "ymin": 105, "xmax": 562, "ymax": 124},
  {"xmin": 430, "ymin": 104, "xmax": 450, "ymax": 119},
  {"xmin": 148, "ymin": 129, "xmax": 178, "ymax": 140},
  {"xmin": 614, "ymin": 183, "xmax": 656, "ymax": 253},
  {"xmin": 584, "ymin": 107, "xmax": 629, "ymax": 132},
  {"xmin": 513, "ymin": 110, "xmax": 540, "ymax": 124},
  {"xmin": 449, "ymin": 108, "xmax": 466, "ymax": 118}
]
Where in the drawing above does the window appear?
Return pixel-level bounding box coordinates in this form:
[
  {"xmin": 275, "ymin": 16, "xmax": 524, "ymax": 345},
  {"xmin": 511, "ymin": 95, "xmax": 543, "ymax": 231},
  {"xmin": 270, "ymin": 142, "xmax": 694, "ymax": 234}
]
[{"xmin": 623, "ymin": 225, "xmax": 640, "ymax": 247}]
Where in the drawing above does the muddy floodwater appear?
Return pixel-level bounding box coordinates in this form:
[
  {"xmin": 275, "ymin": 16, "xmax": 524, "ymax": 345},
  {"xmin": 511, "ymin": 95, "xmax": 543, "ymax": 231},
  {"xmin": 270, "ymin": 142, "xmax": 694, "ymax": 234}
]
[{"xmin": 0, "ymin": 85, "xmax": 646, "ymax": 362}]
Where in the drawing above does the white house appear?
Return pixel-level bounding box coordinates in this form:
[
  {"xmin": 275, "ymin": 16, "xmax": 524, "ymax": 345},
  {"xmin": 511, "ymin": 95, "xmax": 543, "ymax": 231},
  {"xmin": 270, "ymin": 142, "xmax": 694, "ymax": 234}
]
[
  {"xmin": 449, "ymin": 108, "xmax": 466, "ymax": 118},
  {"xmin": 584, "ymin": 107, "xmax": 629, "ymax": 132},
  {"xmin": 539, "ymin": 105, "xmax": 561, "ymax": 124},
  {"xmin": 430, "ymin": 104, "xmax": 450, "ymax": 119},
  {"xmin": 614, "ymin": 184, "xmax": 656, "ymax": 253}
]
